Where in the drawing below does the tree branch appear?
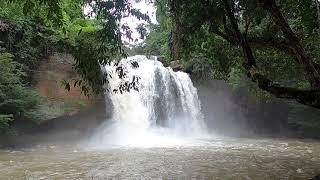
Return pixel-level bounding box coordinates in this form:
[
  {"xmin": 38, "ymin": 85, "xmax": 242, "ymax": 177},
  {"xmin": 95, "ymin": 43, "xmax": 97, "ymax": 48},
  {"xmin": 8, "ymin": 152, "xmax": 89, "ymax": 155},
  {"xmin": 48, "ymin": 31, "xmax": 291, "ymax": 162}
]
[
  {"xmin": 252, "ymin": 72, "xmax": 320, "ymax": 108},
  {"xmin": 210, "ymin": 27, "xmax": 320, "ymax": 73},
  {"xmin": 223, "ymin": 0, "xmax": 320, "ymax": 109},
  {"xmin": 257, "ymin": 0, "xmax": 320, "ymax": 89},
  {"xmin": 224, "ymin": 0, "xmax": 256, "ymax": 67}
]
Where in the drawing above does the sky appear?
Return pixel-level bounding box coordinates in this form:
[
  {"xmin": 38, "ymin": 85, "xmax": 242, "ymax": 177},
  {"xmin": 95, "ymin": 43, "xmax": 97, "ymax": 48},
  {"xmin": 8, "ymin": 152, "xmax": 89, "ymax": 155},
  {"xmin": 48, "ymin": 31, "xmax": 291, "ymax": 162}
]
[
  {"xmin": 121, "ymin": 0, "xmax": 157, "ymax": 45},
  {"xmin": 84, "ymin": 1, "xmax": 156, "ymax": 45}
]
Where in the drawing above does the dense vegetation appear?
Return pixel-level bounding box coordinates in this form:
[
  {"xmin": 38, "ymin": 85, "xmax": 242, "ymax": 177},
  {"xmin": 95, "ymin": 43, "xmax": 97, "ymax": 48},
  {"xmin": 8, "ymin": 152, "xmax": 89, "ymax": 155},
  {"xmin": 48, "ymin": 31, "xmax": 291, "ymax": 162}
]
[
  {"xmin": 131, "ymin": 0, "xmax": 320, "ymax": 136},
  {"xmin": 0, "ymin": 1, "xmax": 68, "ymax": 132},
  {"xmin": 0, "ymin": 0, "xmax": 147, "ymax": 133},
  {"xmin": 0, "ymin": 50, "xmax": 40, "ymax": 133},
  {"xmin": 1, "ymin": 0, "xmax": 320, "ymax": 137},
  {"xmin": 138, "ymin": 0, "xmax": 320, "ymax": 106}
]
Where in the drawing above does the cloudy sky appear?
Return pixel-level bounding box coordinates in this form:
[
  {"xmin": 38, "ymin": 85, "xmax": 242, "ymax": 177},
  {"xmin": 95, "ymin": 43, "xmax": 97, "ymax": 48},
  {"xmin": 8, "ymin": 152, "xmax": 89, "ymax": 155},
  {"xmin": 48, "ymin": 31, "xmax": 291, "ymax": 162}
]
[
  {"xmin": 84, "ymin": 1, "xmax": 156, "ymax": 45},
  {"xmin": 121, "ymin": 0, "xmax": 157, "ymax": 44}
]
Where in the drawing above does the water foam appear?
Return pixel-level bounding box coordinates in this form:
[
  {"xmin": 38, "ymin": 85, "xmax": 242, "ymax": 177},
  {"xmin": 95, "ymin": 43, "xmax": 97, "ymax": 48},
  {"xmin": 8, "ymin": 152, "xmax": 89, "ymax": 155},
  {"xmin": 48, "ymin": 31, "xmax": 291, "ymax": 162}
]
[{"xmin": 90, "ymin": 55, "xmax": 208, "ymax": 148}]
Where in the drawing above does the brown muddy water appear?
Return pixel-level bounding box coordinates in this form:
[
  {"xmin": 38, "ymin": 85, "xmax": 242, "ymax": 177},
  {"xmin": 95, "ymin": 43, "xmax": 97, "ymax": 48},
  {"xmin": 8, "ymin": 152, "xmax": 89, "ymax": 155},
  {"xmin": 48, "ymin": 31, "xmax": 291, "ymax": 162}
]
[{"xmin": 0, "ymin": 137, "xmax": 319, "ymax": 180}]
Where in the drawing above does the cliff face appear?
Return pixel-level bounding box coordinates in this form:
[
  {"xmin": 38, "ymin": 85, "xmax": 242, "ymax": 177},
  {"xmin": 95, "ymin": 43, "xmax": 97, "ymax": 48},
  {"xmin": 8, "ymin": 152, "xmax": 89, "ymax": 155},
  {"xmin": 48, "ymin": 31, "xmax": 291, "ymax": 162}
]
[
  {"xmin": 35, "ymin": 53, "xmax": 89, "ymax": 102},
  {"xmin": 31, "ymin": 52, "xmax": 108, "ymax": 138}
]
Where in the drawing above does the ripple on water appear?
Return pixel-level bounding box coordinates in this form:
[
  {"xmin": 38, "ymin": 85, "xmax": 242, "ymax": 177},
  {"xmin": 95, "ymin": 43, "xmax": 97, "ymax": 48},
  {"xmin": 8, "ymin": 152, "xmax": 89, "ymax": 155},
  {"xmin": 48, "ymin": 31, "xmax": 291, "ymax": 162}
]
[{"xmin": 0, "ymin": 138, "xmax": 320, "ymax": 179}]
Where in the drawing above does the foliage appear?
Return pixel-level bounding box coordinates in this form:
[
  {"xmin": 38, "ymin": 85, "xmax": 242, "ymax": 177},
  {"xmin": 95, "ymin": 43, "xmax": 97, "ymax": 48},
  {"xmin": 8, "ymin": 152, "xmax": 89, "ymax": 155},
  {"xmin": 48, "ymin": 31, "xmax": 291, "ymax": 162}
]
[
  {"xmin": 0, "ymin": 50, "xmax": 41, "ymax": 133},
  {"xmin": 144, "ymin": 24, "xmax": 171, "ymax": 58},
  {"xmin": 0, "ymin": 0, "xmax": 101, "ymax": 133},
  {"xmin": 152, "ymin": 0, "xmax": 320, "ymax": 108},
  {"xmin": 136, "ymin": 23, "xmax": 148, "ymax": 40},
  {"xmin": 35, "ymin": 99, "xmax": 88, "ymax": 121},
  {"xmin": 1, "ymin": 0, "xmax": 151, "ymax": 96},
  {"xmin": 127, "ymin": 23, "xmax": 171, "ymax": 59},
  {"xmin": 181, "ymin": 25, "xmax": 242, "ymax": 80},
  {"xmin": 138, "ymin": 0, "xmax": 320, "ymax": 134},
  {"xmin": 126, "ymin": 0, "xmax": 173, "ymax": 60},
  {"xmin": 1, "ymin": 0, "xmax": 319, "ymax": 135},
  {"xmin": 0, "ymin": 1, "xmax": 72, "ymax": 83}
]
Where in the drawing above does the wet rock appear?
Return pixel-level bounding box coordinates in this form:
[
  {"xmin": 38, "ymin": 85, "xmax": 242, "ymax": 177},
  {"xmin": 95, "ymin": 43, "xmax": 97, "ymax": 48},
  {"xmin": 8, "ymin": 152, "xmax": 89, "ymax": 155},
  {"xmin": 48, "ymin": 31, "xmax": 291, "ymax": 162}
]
[
  {"xmin": 155, "ymin": 56, "xmax": 183, "ymax": 72},
  {"xmin": 156, "ymin": 56, "xmax": 169, "ymax": 67},
  {"xmin": 169, "ymin": 60, "xmax": 183, "ymax": 71},
  {"xmin": 311, "ymin": 175, "xmax": 320, "ymax": 180}
]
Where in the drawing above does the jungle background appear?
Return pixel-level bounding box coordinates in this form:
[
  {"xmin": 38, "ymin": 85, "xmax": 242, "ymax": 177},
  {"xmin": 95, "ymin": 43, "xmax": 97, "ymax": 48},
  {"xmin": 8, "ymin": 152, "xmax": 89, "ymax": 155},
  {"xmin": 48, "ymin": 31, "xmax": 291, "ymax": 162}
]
[{"xmin": 1, "ymin": 0, "xmax": 320, "ymax": 141}]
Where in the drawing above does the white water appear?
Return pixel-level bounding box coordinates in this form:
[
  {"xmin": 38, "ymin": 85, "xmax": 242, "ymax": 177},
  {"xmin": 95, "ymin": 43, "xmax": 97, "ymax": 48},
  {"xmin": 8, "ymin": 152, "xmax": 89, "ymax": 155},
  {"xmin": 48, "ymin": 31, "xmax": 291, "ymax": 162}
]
[{"xmin": 90, "ymin": 55, "xmax": 208, "ymax": 148}]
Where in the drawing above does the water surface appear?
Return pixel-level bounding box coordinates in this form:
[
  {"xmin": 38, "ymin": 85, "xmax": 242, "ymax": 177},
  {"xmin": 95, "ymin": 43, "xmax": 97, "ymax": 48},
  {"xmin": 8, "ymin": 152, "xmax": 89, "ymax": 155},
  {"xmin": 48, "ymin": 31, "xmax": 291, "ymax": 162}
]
[{"xmin": 1, "ymin": 137, "xmax": 319, "ymax": 179}]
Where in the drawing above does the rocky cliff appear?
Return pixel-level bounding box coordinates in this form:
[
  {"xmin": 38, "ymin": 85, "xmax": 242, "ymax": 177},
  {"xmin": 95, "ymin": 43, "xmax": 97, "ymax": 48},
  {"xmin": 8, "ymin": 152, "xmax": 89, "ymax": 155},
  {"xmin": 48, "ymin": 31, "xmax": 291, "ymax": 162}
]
[
  {"xmin": 35, "ymin": 53, "xmax": 88, "ymax": 102},
  {"xmin": 31, "ymin": 52, "xmax": 108, "ymax": 139}
]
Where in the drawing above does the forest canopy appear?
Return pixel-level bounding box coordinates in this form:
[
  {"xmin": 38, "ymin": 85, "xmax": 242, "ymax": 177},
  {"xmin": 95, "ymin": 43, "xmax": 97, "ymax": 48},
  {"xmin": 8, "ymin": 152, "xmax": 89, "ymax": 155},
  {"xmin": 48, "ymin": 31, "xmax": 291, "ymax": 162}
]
[
  {"xmin": 1, "ymin": 0, "xmax": 320, "ymax": 106},
  {"xmin": 0, "ymin": 0, "xmax": 150, "ymax": 132},
  {"xmin": 135, "ymin": 0, "xmax": 320, "ymax": 109},
  {"xmin": 1, "ymin": 0, "xmax": 320, "ymax": 134}
]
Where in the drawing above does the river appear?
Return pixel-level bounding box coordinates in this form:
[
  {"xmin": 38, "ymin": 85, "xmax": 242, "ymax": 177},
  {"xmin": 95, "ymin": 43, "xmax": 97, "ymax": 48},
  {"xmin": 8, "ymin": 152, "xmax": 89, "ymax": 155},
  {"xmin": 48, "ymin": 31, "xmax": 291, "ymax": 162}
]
[
  {"xmin": 0, "ymin": 137, "xmax": 319, "ymax": 179},
  {"xmin": 1, "ymin": 56, "xmax": 319, "ymax": 179}
]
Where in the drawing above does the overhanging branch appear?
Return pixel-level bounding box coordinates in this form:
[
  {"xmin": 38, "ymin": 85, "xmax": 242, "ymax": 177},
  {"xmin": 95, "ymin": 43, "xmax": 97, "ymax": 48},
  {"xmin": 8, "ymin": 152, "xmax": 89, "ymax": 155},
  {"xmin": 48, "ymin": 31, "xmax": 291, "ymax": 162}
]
[
  {"xmin": 252, "ymin": 72, "xmax": 320, "ymax": 108},
  {"xmin": 223, "ymin": 0, "xmax": 320, "ymax": 109}
]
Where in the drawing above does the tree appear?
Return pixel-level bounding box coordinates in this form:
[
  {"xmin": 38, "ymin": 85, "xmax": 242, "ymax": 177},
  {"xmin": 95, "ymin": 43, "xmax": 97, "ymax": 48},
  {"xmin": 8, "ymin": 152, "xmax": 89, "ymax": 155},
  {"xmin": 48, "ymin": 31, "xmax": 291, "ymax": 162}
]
[
  {"xmin": 315, "ymin": 0, "xmax": 320, "ymax": 36},
  {"xmin": 1, "ymin": 0, "xmax": 151, "ymax": 95},
  {"xmin": 166, "ymin": 0, "xmax": 320, "ymax": 109},
  {"xmin": 0, "ymin": 0, "xmax": 152, "ymax": 133},
  {"xmin": 0, "ymin": 50, "xmax": 41, "ymax": 133},
  {"xmin": 136, "ymin": 23, "xmax": 147, "ymax": 39}
]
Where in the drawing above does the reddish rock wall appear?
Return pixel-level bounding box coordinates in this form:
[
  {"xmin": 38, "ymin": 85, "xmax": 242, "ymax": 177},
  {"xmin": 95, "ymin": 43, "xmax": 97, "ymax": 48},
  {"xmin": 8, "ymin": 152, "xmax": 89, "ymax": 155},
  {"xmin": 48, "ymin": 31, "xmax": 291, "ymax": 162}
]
[
  {"xmin": 31, "ymin": 53, "xmax": 108, "ymax": 139},
  {"xmin": 35, "ymin": 53, "xmax": 90, "ymax": 101}
]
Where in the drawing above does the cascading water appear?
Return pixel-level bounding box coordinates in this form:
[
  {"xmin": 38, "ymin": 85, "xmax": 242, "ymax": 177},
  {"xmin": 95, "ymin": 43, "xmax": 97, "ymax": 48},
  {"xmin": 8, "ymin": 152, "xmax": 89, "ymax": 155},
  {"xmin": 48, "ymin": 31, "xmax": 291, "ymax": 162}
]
[{"xmin": 90, "ymin": 55, "xmax": 207, "ymax": 147}]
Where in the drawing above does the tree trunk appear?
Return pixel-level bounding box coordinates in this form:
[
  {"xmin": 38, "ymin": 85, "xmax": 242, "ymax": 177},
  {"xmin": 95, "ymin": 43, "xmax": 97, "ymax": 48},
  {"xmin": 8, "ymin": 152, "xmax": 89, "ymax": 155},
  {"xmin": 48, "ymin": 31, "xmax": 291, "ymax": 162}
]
[
  {"xmin": 172, "ymin": 23, "xmax": 183, "ymax": 61},
  {"xmin": 257, "ymin": 0, "xmax": 320, "ymax": 89},
  {"xmin": 223, "ymin": 0, "xmax": 256, "ymax": 69},
  {"xmin": 316, "ymin": 0, "xmax": 320, "ymax": 36},
  {"xmin": 170, "ymin": 0, "xmax": 183, "ymax": 61},
  {"xmin": 223, "ymin": 0, "xmax": 320, "ymax": 109}
]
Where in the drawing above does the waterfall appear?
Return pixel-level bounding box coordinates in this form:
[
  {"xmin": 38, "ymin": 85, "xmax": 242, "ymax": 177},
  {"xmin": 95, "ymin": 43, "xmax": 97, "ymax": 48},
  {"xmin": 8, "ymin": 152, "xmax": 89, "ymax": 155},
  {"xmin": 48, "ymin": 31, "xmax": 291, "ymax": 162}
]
[{"xmin": 90, "ymin": 55, "xmax": 207, "ymax": 147}]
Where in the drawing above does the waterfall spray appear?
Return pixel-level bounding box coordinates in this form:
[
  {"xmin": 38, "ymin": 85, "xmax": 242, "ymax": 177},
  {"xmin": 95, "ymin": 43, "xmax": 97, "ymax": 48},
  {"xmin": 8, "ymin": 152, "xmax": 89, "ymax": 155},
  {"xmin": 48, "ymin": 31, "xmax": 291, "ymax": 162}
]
[{"xmin": 90, "ymin": 55, "xmax": 207, "ymax": 147}]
